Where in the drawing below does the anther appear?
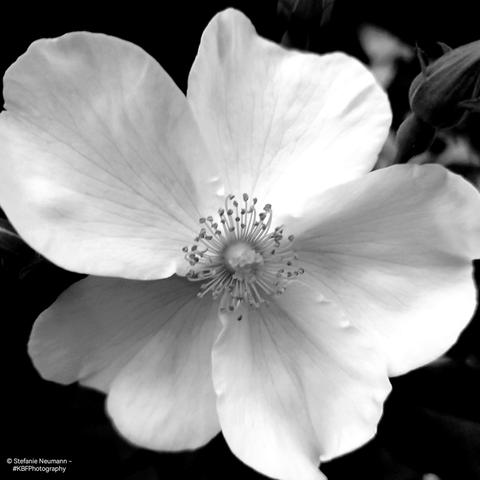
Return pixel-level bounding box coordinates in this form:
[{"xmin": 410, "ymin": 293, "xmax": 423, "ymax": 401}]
[{"xmin": 184, "ymin": 194, "xmax": 303, "ymax": 311}]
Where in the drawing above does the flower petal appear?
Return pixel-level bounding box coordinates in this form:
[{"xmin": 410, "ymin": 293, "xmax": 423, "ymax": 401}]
[
  {"xmin": 29, "ymin": 275, "xmax": 220, "ymax": 450},
  {"xmin": 106, "ymin": 293, "xmax": 220, "ymax": 450},
  {"xmin": 187, "ymin": 9, "xmax": 391, "ymax": 218},
  {"xmin": 0, "ymin": 33, "xmax": 222, "ymax": 279},
  {"xmin": 212, "ymin": 284, "xmax": 391, "ymax": 480},
  {"xmin": 293, "ymin": 164, "xmax": 480, "ymax": 376}
]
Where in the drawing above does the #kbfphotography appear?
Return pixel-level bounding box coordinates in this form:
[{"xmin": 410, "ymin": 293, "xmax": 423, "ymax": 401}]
[{"xmin": 1, "ymin": 1, "xmax": 479, "ymax": 479}]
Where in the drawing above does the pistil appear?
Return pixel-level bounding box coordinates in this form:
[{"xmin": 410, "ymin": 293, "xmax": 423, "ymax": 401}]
[{"xmin": 183, "ymin": 194, "xmax": 304, "ymax": 311}]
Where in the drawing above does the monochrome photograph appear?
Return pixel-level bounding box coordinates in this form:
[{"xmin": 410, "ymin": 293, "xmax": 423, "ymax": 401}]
[{"xmin": 1, "ymin": 1, "xmax": 479, "ymax": 479}]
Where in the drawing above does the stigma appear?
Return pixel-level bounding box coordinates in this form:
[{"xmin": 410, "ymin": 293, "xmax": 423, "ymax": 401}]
[{"xmin": 183, "ymin": 194, "xmax": 304, "ymax": 311}]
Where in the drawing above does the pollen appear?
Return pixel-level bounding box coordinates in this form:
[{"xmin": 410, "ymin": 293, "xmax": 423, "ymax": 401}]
[{"xmin": 183, "ymin": 194, "xmax": 304, "ymax": 311}]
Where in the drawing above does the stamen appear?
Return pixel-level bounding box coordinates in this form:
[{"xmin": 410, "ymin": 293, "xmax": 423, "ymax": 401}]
[{"xmin": 184, "ymin": 194, "xmax": 304, "ymax": 310}]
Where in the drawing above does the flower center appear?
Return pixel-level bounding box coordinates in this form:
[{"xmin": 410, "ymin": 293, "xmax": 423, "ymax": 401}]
[
  {"xmin": 183, "ymin": 194, "xmax": 304, "ymax": 312},
  {"xmin": 223, "ymin": 241, "xmax": 263, "ymax": 273}
]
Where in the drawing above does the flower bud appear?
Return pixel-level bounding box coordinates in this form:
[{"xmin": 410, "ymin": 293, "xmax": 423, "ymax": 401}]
[
  {"xmin": 394, "ymin": 113, "xmax": 436, "ymax": 164},
  {"xmin": 409, "ymin": 40, "xmax": 480, "ymax": 129}
]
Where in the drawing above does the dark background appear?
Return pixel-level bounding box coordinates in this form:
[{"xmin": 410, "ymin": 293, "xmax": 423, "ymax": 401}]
[{"xmin": 1, "ymin": 1, "xmax": 479, "ymax": 479}]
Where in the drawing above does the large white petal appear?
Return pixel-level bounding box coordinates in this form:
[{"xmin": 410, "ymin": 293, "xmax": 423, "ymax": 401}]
[
  {"xmin": 212, "ymin": 284, "xmax": 390, "ymax": 480},
  {"xmin": 29, "ymin": 275, "xmax": 220, "ymax": 449},
  {"xmin": 188, "ymin": 9, "xmax": 391, "ymax": 218},
  {"xmin": 0, "ymin": 33, "xmax": 222, "ymax": 279},
  {"xmin": 293, "ymin": 164, "xmax": 480, "ymax": 375}
]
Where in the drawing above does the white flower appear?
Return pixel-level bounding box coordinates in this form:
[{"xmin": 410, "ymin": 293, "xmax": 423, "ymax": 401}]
[{"xmin": 0, "ymin": 9, "xmax": 479, "ymax": 480}]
